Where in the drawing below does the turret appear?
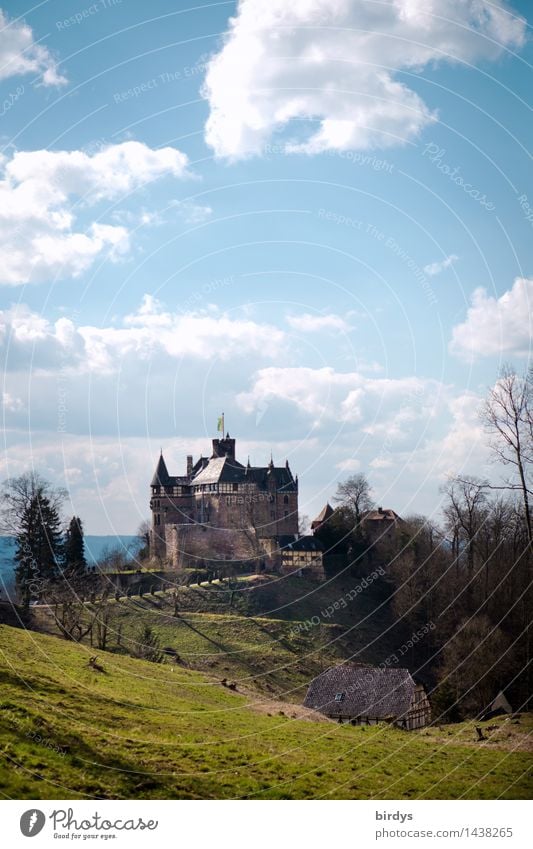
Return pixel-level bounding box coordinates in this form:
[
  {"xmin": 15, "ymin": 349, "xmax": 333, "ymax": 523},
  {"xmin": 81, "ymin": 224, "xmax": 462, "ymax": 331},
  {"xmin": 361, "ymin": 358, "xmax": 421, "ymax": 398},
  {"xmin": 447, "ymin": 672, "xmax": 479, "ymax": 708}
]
[
  {"xmin": 212, "ymin": 433, "xmax": 236, "ymax": 460},
  {"xmin": 151, "ymin": 452, "xmax": 170, "ymax": 487}
]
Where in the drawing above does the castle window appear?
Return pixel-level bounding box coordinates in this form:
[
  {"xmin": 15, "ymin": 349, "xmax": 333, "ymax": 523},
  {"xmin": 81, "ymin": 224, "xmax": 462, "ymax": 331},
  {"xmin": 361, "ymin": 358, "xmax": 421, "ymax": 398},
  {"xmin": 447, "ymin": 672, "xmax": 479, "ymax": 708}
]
[
  {"xmin": 233, "ymin": 483, "xmax": 239, "ymax": 492},
  {"xmin": 284, "ymin": 495, "xmax": 289, "ymax": 504},
  {"xmin": 284, "ymin": 511, "xmax": 289, "ymax": 518}
]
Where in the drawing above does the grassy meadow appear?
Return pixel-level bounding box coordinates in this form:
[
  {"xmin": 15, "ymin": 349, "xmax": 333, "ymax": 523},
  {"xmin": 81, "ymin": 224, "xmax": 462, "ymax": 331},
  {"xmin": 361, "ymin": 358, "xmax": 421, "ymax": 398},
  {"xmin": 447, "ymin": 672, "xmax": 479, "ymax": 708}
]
[{"xmin": 0, "ymin": 624, "xmax": 531, "ymax": 800}]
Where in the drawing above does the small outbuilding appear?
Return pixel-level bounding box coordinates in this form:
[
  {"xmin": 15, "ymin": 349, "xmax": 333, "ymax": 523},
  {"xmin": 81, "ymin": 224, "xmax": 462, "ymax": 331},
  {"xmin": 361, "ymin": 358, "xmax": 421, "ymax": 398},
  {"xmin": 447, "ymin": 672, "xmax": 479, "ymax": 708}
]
[
  {"xmin": 278, "ymin": 535, "xmax": 325, "ymax": 578},
  {"xmin": 304, "ymin": 664, "xmax": 431, "ymax": 730},
  {"xmin": 481, "ymin": 691, "xmax": 513, "ymax": 720}
]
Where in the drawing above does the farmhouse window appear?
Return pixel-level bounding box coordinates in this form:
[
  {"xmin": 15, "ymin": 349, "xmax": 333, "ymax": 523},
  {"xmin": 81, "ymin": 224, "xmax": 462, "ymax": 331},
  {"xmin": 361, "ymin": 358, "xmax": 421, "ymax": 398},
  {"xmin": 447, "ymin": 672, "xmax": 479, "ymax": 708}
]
[{"xmin": 334, "ymin": 693, "xmax": 345, "ymax": 702}]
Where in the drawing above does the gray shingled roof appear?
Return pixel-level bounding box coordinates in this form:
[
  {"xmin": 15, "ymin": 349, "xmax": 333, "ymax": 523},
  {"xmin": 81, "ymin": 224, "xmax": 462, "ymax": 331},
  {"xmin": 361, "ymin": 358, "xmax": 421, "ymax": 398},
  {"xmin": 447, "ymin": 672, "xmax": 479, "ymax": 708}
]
[
  {"xmin": 246, "ymin": 466, "xmax": 297, "ymax": 491},
  {"xmin": 191, "ymin": 456, "xmax": 245, "ymax": 485},
  {"xmin": 304, "ymin": 665, "xmax": 416, "ymax": 719}
]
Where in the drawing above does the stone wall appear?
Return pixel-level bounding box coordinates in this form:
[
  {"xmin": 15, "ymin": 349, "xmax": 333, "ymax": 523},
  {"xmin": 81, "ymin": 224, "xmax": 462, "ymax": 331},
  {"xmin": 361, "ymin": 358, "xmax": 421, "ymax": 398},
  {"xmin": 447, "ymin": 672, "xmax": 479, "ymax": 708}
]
[{"xmin": 165, "ymin": 523, "xmax": 273, "ymax": 571}]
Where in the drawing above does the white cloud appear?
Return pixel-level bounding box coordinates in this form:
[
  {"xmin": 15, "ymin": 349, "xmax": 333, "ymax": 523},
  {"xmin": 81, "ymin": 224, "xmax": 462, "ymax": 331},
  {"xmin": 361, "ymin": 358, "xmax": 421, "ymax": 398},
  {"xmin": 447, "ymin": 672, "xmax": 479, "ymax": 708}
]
[
  {"xmin": 237, "ymin": 365, "xmax": 444, "ymax": 435},
  {"xmin": 336, "ymin": 457, "xmax": 360, "ymax": 473},
  {"xmin": 436, "ymin": 391, "xmax": 487, "ymax": 478},
  {"xmin": 0, "ymin": 297, "xmax": 286, "ymax": 375},
  {"xmin": 0, "ymin": 142, "xmax": 189, "ymax": 285},
  {"xmin": 450, "ymin": 276, "xmax": 533, "ymax": 360},
  {"xmin": 424, "ymin": 254, "xmax": 458, "ymax": 276},
  {"xmin": 0, "ymin": 9, "xmax": 66, "ymax": 85},
  {"xmin": 2, "ymin": 392, "xmax": 23, "ymax": 412},
  {"xmin": 287, "ymin": 313, "xmax": 351, "ymax": 332},
  {"xmin": 203, "ymin": 0, "xmax": 525, "ymax": 159},
  {"xmin": 171, "ymin": 200, "xmax": 213, "ymax": 224}
]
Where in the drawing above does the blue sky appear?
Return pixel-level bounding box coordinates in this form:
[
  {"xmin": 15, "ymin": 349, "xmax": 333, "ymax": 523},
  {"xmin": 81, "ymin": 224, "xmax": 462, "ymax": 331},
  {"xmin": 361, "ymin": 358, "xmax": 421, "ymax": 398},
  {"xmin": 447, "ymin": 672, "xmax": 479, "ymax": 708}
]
[{"xmin": 0, "ymin": 0, "xmax": 531, "ymax": 532}]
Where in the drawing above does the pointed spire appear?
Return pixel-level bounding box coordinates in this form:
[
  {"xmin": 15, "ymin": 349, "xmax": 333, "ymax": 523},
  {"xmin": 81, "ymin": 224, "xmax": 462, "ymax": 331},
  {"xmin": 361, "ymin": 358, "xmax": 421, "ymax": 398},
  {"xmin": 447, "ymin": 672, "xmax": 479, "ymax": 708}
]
[
  {"xmin": 151, "ymin": 452, "xmax": 170, "ymax": 486},
  {"xmin": 247, "ymin": 456, "xmax": 251, "ymax": 469}
]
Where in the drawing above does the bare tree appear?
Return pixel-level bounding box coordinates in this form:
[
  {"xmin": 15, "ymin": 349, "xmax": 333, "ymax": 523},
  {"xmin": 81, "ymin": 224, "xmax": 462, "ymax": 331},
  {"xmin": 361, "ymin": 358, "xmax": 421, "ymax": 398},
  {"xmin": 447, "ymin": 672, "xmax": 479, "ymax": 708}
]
[
  {"xmin": 442, "ymin": 476, "xmax": 488, "ymax": 575},
  {"xmin": 298, "ymin": 514, "xmax": 310, "ymax": 535},
  {"xmin": 481, "ymin": 366, "xmax": 532, "ymax": 546},
  {"xmin": 333, "ymin": 473, "xmax": 374, "ymax": 522},
  {"xmin": 43, "ymin": 574, "xmax": 110, "ymax": 643},
  {"xmin": 438, "ymin": 616, "xmax": 514, "ymax": 717}
]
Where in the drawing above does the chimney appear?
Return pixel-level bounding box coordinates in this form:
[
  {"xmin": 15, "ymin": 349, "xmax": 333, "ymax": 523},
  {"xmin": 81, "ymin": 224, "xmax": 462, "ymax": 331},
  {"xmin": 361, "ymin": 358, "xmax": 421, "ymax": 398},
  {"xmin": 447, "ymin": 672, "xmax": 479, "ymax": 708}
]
[{"xmin": 187, "ymin": 455, "xmax": 193, "ymax": 476}]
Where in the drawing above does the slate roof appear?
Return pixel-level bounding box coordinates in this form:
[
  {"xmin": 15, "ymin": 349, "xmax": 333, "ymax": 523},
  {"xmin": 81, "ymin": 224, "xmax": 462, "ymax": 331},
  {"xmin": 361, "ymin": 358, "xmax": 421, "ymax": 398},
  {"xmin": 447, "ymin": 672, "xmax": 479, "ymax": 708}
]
[
  {"xmin": 246, "ymin": 466, "xmax": 297, "ymax": 491},
  {"xmin": 191, "ymin": 456, "xmax": 246, "ymax": 485},
  {"xmin": 304, "ymin": 665, "xmax": 417, "ymax": 719},
  {"xmin": 277, "ymin": 535, "xmax": 324, "ymax": 552},
  {"xmin": 151, "ymin": 440, "xmax": 297, "ymax": 491},
  {"xmin": 151, "ymin": 454, "xmax": 171, "ymax": 487}
]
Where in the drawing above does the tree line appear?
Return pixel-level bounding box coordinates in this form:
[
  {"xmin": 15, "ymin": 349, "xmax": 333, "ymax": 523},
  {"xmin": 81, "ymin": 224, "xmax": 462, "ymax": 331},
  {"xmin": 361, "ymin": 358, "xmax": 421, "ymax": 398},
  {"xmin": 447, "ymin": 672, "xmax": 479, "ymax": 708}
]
[{"xmin": 315, "ymin": 365, "xmax": 532, "ymax": 718}]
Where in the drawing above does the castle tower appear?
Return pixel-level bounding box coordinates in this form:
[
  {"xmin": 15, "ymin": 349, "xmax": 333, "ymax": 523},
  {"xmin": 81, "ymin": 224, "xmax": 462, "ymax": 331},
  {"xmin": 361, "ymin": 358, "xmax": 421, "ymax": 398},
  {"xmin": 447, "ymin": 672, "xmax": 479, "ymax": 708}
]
[
  {"xmin": 211, "ymin": 432, "xmax": 236, "ymax": 460},
  {"xmin": 150, "ymin": 451, "xmax": 170, "ymax": 558}
]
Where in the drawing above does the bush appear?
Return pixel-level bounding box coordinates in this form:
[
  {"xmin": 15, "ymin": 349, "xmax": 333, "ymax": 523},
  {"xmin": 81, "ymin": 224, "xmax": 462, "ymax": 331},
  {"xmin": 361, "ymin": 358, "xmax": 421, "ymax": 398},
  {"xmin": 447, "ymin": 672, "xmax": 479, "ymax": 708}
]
[{"xmin": 134, "ymin": 625, "xmax": 163, "ymax": 664}]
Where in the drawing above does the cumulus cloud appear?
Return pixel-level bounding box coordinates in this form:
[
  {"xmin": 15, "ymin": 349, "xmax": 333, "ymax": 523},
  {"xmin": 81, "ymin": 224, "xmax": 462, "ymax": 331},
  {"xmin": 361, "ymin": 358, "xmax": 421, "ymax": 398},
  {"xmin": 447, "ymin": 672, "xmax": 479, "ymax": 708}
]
[
  {"xmin": 237, "ymin": 365, "xmax": 444, "ymax": 436},
  {"xmin": 0, "ymin": 297, "xmax": 286, "ymax": 374},
  {"xmin": 0, "ymin": 8, "xmax": 66, "ymax": 85},
  {"xmin": 424, "ymin": 254, "xmax": 458, "ymax": 276},
  {"xmin": 450, "ymin": 276, "xmax": 533, "ymax": 360},
  {"xmin": 287, "ymin": 313, "xmax": 352, "ymax": 332},
  {"xmin": 436, "ymin": 390, "xmax": 487, "ymax": 477},
  {"xmin": 0, "ymin": 142, "xmax": 189, "ymax": 285},
  {"xmin": 203, "ymin": 0, "xmax": 525, "ymax": 159}
]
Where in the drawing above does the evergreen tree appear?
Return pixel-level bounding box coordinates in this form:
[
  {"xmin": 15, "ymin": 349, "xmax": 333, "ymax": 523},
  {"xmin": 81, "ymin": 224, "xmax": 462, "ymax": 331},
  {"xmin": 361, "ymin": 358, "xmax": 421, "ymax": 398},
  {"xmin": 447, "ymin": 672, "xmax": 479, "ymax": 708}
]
[
  {"xmin": 64, "ymin": 516, "xmax": 87, "ymax": 574},
  {"xmin": 1, "ymin": 472, "xmax": 65, "ymax": 609}
]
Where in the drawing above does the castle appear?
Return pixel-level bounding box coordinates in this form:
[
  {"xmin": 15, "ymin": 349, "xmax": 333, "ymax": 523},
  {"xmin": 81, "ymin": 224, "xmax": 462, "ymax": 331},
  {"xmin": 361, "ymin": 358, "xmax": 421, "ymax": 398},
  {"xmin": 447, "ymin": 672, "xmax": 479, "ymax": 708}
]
[{"xmin": 149, "ymin": 433, "xmax": 324, "ymax": 576}]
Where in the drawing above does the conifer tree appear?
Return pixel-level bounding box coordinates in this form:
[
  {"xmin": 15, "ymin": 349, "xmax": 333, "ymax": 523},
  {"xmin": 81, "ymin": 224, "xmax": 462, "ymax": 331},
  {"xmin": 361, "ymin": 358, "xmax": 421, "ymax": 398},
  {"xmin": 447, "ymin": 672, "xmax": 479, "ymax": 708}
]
[
  {"xmin": 1, "ymin": 472, "xmax": 65, "ymax": 609},
  {"xmin": 64, "ymin": 516, "xmax": 87, "ymax": 574}
]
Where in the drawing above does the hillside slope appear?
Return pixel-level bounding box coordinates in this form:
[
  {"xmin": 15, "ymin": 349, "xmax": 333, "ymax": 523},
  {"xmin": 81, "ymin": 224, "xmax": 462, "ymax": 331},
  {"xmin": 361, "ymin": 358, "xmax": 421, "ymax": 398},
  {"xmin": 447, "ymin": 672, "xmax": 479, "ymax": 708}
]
[
  {"xmin": 0, "ymin": 625, "xmax": 531, "ymax": 800},
  {"xmin": 32, "ymin": 571, "xmax": 402, "ymax": 701}
]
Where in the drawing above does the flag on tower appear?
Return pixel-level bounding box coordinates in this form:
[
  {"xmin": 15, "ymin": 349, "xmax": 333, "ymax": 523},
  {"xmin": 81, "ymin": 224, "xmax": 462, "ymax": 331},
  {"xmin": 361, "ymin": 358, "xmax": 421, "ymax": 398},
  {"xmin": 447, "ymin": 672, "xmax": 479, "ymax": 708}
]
[{"xmin": 217, "ymin": 414, "xmax": 224, "ymax": 434}]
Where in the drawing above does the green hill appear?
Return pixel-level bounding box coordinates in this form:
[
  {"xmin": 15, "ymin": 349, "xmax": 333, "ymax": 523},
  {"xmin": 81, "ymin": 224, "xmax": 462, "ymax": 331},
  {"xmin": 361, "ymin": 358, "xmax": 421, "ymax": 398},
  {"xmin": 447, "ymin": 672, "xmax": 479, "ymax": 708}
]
[
  {"xmin": 34, "ymin": 594, "xmax": 354, "ymax": 702},
  {"xmin": 32, "ymin": 571, "xmax": 404, "ymax": 701},
  {"xmin": 0, "ymin": 625, "xmax": 531, "ymax": 800}
]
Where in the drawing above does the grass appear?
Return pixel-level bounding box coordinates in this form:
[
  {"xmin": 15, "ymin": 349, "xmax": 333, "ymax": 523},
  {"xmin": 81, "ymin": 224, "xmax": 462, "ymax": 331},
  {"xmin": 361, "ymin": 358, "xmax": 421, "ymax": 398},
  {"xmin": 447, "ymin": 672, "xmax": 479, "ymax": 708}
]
[
  {"xmin": 33, "ymin": 570, "xmax": 403, "ymax": 702},
  {"xmin": 0, "ymin": 625, "xmax": 531, "ymax": 800},
  {"xmin": 35, "ymin": 592, "xmax": 351, "ymax": 701}
]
